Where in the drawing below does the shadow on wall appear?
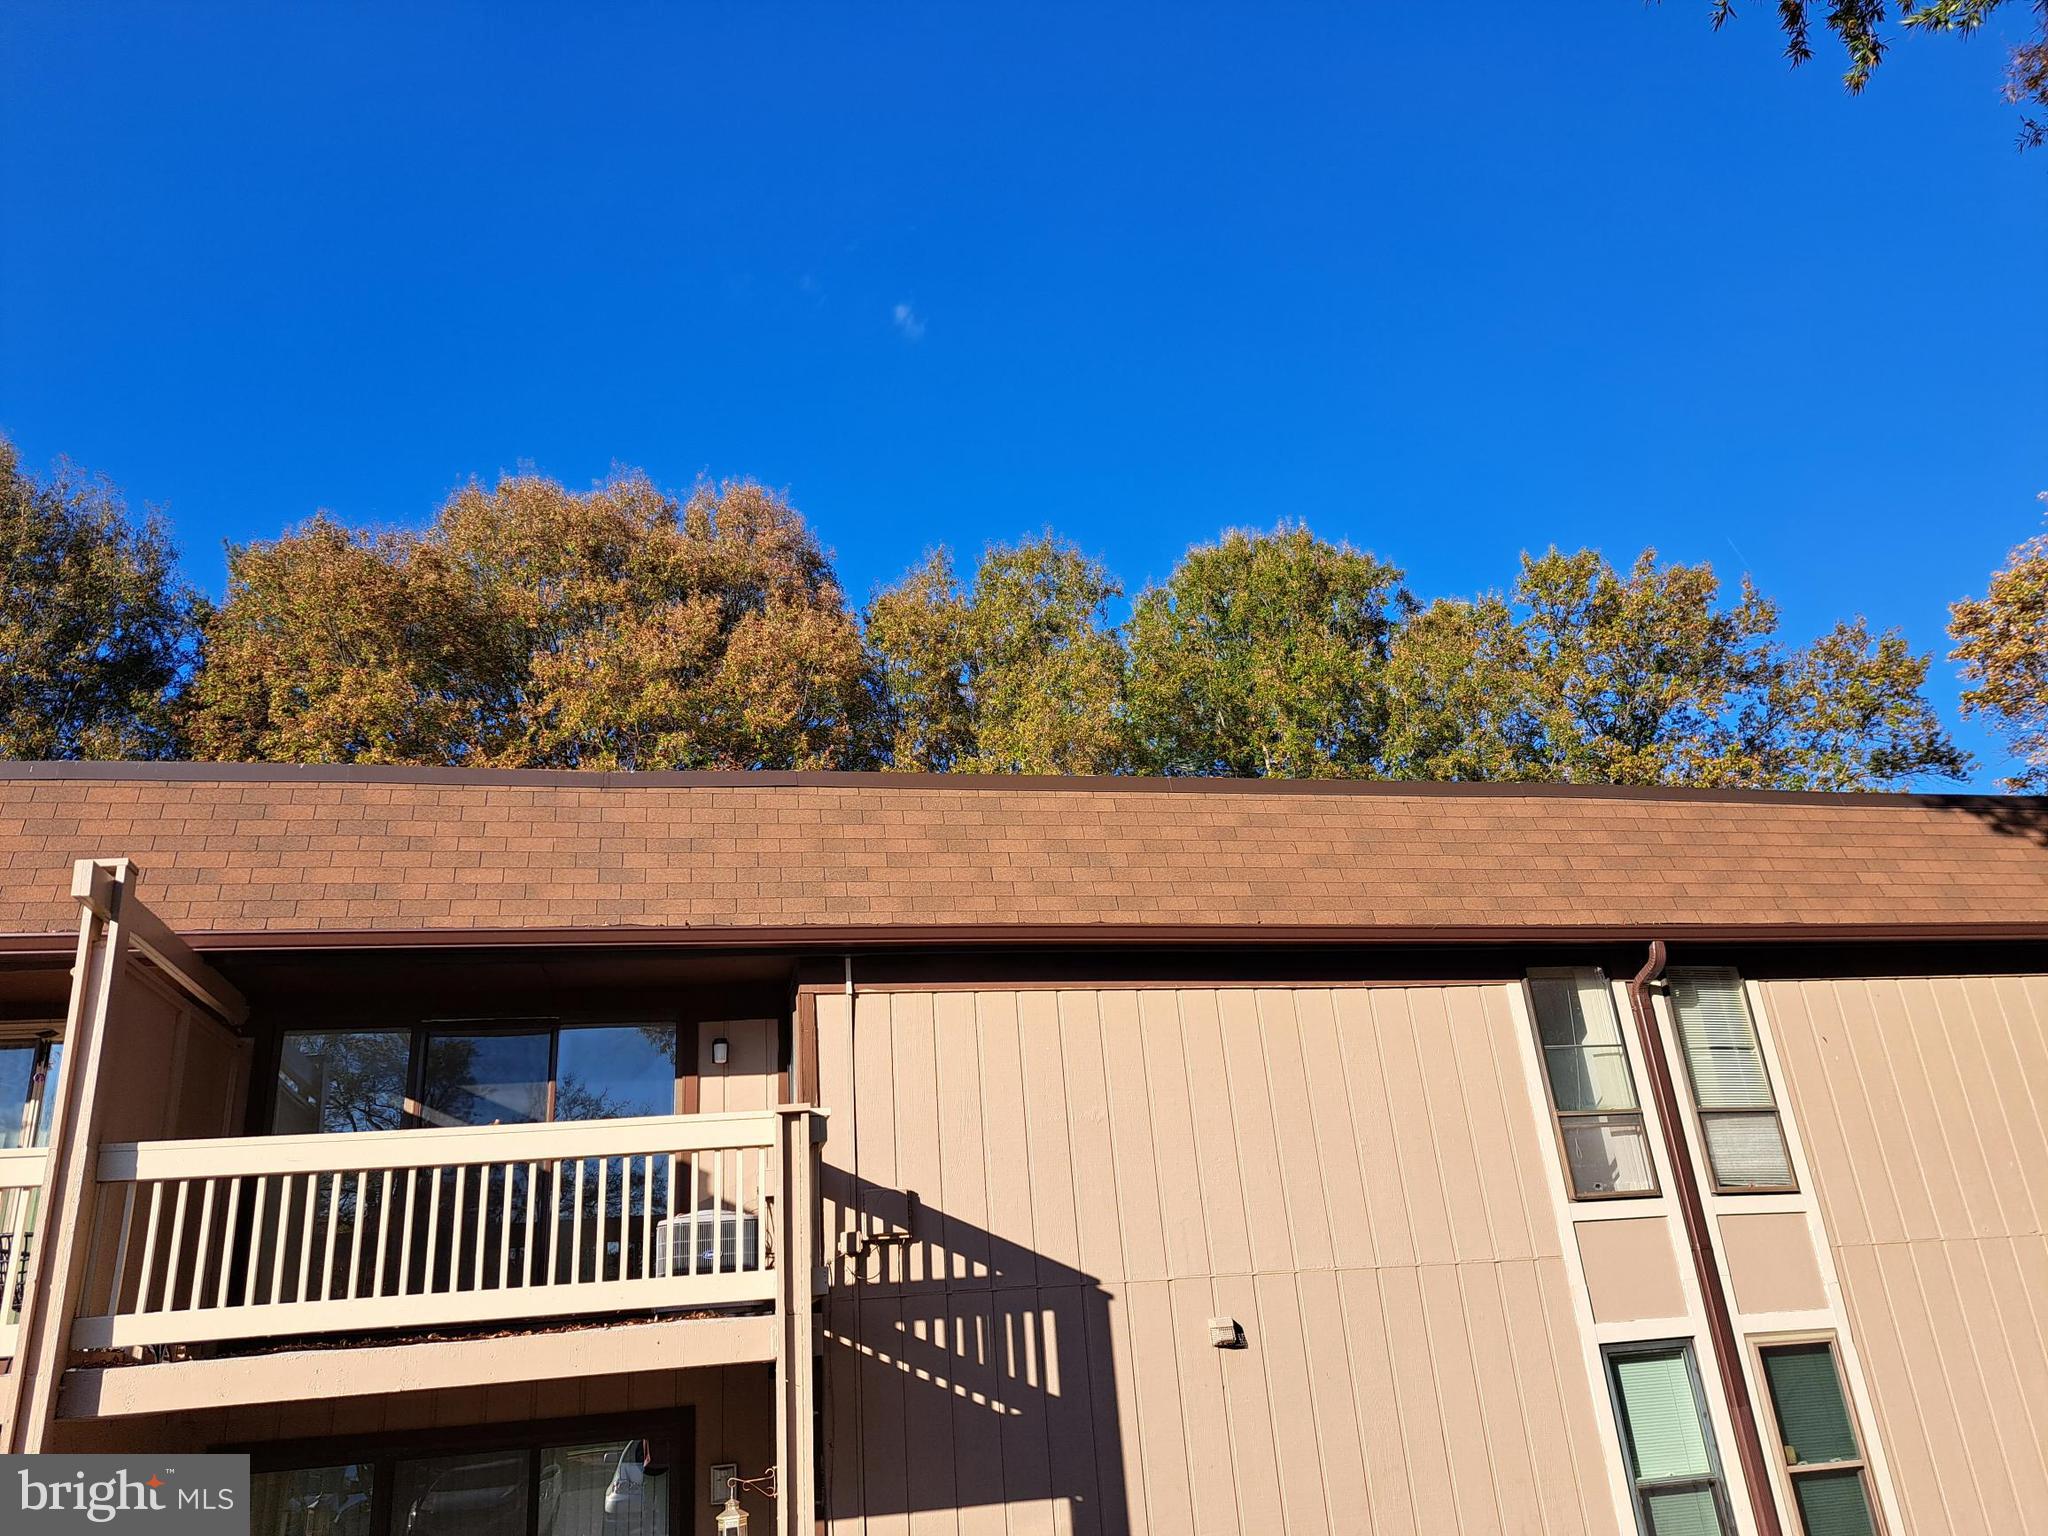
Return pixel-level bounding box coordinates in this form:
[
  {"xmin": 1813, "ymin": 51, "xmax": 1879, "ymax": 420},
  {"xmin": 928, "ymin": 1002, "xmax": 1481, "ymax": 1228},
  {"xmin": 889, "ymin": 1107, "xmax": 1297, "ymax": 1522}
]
[{"xmin": 821, "ymin": 1171, "xmax": 1133, "ymax": 1536}]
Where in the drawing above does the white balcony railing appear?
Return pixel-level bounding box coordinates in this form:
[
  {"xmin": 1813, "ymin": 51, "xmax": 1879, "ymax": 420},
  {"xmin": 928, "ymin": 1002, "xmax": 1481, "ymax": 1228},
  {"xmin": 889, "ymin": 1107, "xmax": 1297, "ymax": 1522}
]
[
  {"xmin": 1, "ymin": 1147, "xmax": 49, "ymax": 1359},
  {"xmin": 71, "ymin": 1111, "xmax": 781, "ymax": 1352}
]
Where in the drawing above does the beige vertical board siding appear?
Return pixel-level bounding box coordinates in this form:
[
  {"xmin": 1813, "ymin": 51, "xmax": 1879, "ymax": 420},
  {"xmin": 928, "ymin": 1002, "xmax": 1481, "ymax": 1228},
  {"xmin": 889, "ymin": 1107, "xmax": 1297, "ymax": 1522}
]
[
  {"xmin": 1055, "ymin": 991, "xmax": 1124, "ymax": 1287},
  {"xmin": 1333, "ymin": 1268, "xmax": 1415, "ymax": 1535},
  {"xmin": 1175, "ymin": 991, "xmax": 1254, "ymax": 1276},
  {"xmin": 1763, "ymin": 974, "xmax": 2048, "ymax": 1536},
  {"xmin": 698, "ymin": 1019, "xmax": 777, "ymax": 1114},
  {"xmin": 934, "ymin": 990, "xmax": 994, "ymax": 1287},
  {"xmin": 1208, "ymin": 1270, "xmax": 1284, "ymax": 1527},
  {"xmin": 821, "ymin": 984, "xmax": 1619, "ymax": 1535},
  {"xmin": 1332, "ymin": 990, "xmax": 1414, "ymax": 1269}
]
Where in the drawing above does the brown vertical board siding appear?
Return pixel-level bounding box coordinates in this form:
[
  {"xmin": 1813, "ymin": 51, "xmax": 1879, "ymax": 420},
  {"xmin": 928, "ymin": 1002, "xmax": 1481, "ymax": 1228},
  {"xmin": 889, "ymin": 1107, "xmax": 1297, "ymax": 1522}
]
[
  {"xmin": 1764, "ymin": 974, "xmax": 2048, "ymax": 1536},
  {"xmin": 819, "ymin": 984, "xmax": 1620, "ymax": 1535}
]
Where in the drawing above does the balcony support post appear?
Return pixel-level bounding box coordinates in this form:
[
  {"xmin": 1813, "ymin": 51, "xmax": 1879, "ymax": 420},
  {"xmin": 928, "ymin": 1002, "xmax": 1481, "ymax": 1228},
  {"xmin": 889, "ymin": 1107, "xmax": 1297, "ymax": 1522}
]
[
  {"xmin": 774, "ymin": 1106, "xmax": 826, "ymax": 1536},
  {"xmin": 0, "ymin": 861, "xmax": 137, "ymax": 1451}
]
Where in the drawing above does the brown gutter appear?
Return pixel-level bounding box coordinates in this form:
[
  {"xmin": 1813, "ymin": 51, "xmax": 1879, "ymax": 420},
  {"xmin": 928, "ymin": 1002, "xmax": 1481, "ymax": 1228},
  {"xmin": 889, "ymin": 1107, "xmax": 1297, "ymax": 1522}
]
[
  {"xmin": 5, "ymin": 919, "xmax": 2048, "ymax": 960},
  {"xmin": 1626, "ymin": 942, "xmax": 1783, "ymax": 1536}
]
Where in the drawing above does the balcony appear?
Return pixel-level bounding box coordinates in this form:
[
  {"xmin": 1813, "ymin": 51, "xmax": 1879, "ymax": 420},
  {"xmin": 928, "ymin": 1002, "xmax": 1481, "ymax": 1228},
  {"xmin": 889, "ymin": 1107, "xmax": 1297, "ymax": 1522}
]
[{"xmin": 71, "ymin": 1109, "xmax": 788, "ymax": 1353}]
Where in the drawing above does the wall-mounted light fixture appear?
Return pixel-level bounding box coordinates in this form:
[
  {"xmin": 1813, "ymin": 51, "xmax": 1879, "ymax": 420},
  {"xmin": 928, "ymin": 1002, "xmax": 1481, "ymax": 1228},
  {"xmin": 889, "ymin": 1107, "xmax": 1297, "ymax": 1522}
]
[
  {"xmin": 711, "ymin": 1037, "xmax": 730, "ymax": 1066},
  {"xmin": 716, "ymin": 1467, "xmax": 777, "ymax": 1534}
]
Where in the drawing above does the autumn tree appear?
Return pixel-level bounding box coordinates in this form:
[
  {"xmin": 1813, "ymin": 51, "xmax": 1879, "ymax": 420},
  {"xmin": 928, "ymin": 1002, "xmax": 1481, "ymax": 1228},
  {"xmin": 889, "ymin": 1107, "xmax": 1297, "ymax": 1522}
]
[
  {"xmin": 1124, "ymin": 525, "xmax": 1408, "ymax": 778},
  {"xmin": 189, "ymin": 472, "xmax": 876, "ymax": 770},
  {"xmin": 1382, "ymin": 548, "xmax": 1967, "ymax": 790},
  {"xmin": 1707, "ymin": 0, "xmax": 2048, "ymax": 148},
  {"xmin": 434, "ymin": 474, "xmax": 875, "ymax": 771},
  {"xmin": 1950, "ymin": 496, "xmax": 2048, "ymax": 789},
  {"xmin": 0, "ymin": 437, "xmax": 200, "ymax": 760},
  {"xmin": 186, "ymin": 516, "xmax": 507, "ymax": 765},
  {"xmin": 866, "ymin": 535, "xmax": 1126, "ymax": 774}
]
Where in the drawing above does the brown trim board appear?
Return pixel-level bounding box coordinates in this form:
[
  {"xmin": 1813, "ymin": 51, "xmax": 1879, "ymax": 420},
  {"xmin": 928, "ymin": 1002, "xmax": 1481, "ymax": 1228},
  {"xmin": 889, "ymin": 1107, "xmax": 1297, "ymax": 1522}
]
[{"xmin": 7, "ymin": 919, "xmax": 2048, "ymax": 961}]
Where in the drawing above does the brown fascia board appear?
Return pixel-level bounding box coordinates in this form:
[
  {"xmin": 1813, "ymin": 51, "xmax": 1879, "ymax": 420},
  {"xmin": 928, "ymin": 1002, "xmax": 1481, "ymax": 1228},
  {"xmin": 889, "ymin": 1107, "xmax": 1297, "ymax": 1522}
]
[
  {"xmin": 4, "ymin": 919, "xmax": 2048, "ymax": 960},
  {"xmin": 0, "ymin": 757, "xmax": 2038, "ymax": 812}
]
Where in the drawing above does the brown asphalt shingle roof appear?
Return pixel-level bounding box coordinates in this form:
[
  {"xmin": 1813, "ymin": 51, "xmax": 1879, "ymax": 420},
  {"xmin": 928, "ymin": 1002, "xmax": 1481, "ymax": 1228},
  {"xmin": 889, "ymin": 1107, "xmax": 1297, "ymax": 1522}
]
[{"xmin": 0, "ymin": 763, "xmax": 2043, "ymax": 944}]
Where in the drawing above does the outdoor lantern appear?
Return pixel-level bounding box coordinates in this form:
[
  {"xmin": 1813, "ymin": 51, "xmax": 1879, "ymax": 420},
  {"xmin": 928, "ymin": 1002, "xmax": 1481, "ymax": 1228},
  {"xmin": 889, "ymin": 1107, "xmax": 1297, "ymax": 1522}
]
[
  {"xmin": 712, "ymin": 1036, "xmax": 730, "ymax": 1065},
  {"xmin": 716, "ymin": 1493, "xmax": 749, "ymax": 1534}
]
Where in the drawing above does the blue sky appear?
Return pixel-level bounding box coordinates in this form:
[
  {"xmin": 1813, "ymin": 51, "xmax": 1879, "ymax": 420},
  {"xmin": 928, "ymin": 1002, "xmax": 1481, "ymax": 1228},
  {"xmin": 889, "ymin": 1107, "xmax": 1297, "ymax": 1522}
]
[{"xmin": 3, "ymin": 3, "xmax": 2042, "ymax": 785}]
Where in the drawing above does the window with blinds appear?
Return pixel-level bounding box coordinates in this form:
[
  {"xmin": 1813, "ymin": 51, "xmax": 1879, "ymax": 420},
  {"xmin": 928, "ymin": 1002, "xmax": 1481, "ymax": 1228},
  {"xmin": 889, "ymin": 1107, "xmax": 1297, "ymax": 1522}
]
[
  {"xmin": 1759, "ymin": 1341, "xmax": 1883, "ymax": 1536},
  {"xmin": 1605, "ymin": 1342, "xmax": 1735, "ymax": 1536},
  {"xmin": 1527, "ymin": 968, "xmax": 1658, "ymax": 1198},
  {"xmin": 1665, "ymin": 967, "xmax": 1797, "ymax": 1192}
]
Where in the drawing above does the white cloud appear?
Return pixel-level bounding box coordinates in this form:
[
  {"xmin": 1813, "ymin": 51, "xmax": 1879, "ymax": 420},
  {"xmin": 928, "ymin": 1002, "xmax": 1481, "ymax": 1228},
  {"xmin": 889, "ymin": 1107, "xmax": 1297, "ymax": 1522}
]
[{"xmin": 891, "ymin": 302, "xmax": 926, "ymax": 342}]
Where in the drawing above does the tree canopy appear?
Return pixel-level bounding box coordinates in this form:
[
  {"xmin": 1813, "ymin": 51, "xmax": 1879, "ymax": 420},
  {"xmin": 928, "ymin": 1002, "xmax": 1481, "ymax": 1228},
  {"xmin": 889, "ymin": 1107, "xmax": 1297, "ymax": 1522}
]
[
  {"xmin": 189, "ymin": 474, "xmax": 875, "ymax": 770},
  {"xmin": 1719, "ymin": 0, "xmax": 2048, "ymax": 147},
  {"xmin": 866, "ymin": 535, "xmax": 1126, "ymax": 775},
  {"xmin": 1382, "ymin": 548, "xmax": 1966, "ymax": 789},
  {"xmin": 1124, "ymin": 525, "xmax": 1408, "ymax": 778},
  {"xmin": 0, "ymin": 437, "xmax": 199, "ymax": 760},
  {"xmin": 1951, "ymin": 497, "xmax": 2048, "ymax": 789},
  {"xmin": 4, "ymin": 441, "xmax": 1986, "ymax": 793}
]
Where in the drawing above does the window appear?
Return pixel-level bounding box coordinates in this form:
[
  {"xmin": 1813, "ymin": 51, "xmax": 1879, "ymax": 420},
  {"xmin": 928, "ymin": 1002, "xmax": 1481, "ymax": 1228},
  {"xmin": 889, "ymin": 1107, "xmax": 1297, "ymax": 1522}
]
[
  {"xmin": 1527, "ymin": 969, "xmax": 1658, "ymax": 1197},
  {"xmin": 248, "ymin": 1420, "xmax": 680, "ymax": 1536},
  {"xmin": 1665, "ymin": 968, "xmax": 1796, "ymax": 1192},
  {"xmin": 1606, "ymin": 1342, "xmax": 1735, "ymax": 1536},
  {"xmin": 271, "ymin": 1023, "xmax": 681, "ymax": 1135},
  {"xmin": 1759, "ymin": 1341, "xmax": 1882, "ymax": 1536},
  {"xmin": 0, "ymin": 1035, "xmax": 62, "ymax": 1149},
  {"xmin": 419, "ymin": 1030, "xmax": 551, "ymax": 1129},
  {"xmin": 274, "ymin": 1031, "xmax": 409, "ymax": 1135},
  {"xmin": 249, "ymin": 1463, "xmax": 374, "ymax": 1536},
  {"xmin": 554, "ymin": 1026, "xmax": 679, "ymax": 1121}
]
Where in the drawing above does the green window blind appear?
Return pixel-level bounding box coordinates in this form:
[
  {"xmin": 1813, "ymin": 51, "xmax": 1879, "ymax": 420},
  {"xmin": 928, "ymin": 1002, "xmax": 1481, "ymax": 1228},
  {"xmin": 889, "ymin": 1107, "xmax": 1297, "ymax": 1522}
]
[
  {"xmin": 1614, "ymin": 1350, "xmax": 1712, "ymax": 1481},
  {"xmin": 1608, "ymin": 1345, "xmax": 1732, "ymax": 1536},
  {"xmin": 1763, "ymin": 1344, "xmax": 1859, "ymax": 1465},
  {"xmin": 1762, "ymin": 1343, "xmax": 1879, "ymax": 1536},
  {"xmin": 1643, "ymin": 1487, "xmax": 1727, "ymax": 1536},
  {"xmin": 1791, "ymin": 1470, "xmax": 1878, "ymax": 1536}
]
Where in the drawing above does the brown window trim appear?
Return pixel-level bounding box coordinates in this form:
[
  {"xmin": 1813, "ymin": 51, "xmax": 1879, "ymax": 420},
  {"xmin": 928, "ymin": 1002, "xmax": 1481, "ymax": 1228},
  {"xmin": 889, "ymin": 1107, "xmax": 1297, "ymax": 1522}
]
[
  {"xmin": 228, "ymin": 1408, "xmax": 693, "ymax": 1536},
  {"xmin": 1523, "ymin": 971, "xmax": 1662, "ymax": 1202},
  {"xmin": 1750, "ymin": 1333, "xmax": 1888, "ymax": 1536},
  {"xmin": 1663, "ymin": 968, "xmax": 1800, "ymax": 1198}
]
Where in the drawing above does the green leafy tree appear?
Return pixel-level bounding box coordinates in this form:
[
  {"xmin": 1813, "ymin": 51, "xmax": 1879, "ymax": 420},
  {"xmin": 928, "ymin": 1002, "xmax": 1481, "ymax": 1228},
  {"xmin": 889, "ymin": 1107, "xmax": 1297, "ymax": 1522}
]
[
  {"xmin": 1125, "ymin": 525, "xmax": 1408, "ymax": 777},
  {"xmin": 0, "ymin": 437, "xmax": 200, "ymax": 760},
  {"xmin": 190, "ymin": 472, "xmax": 876, "ymax": 770},
  {"xmin": 1705, "ymin": 0, "xmax": 2048, "ymax": 147},
  {"xmin": 1950, "ymin": 496, "xmax": 2048, "ymax": 789},
  {"xmin": 867, "ymin": 535, "xmax": 1126, "ymax": 774},
  {"xmin": 1383, "ymin": 548, "xmax": 1967, "ymax": 789}
]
